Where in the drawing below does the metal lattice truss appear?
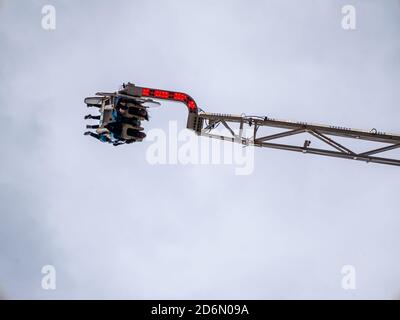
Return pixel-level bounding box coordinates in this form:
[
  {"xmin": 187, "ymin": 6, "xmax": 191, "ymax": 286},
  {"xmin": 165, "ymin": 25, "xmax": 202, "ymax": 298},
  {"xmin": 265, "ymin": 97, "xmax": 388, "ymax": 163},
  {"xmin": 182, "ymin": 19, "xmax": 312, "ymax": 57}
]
[{"xmin": 195, "ymin": 112, "xmax": 400, "ymax": 166}]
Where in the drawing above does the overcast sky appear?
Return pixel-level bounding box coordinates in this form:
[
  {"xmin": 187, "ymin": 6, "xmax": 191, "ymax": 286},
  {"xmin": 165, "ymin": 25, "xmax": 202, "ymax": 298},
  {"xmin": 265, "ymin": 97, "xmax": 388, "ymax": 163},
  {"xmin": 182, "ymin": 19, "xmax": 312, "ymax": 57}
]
[{"xmin": 1, "ymin": 0, "xmax": 400, "ymax": 299}]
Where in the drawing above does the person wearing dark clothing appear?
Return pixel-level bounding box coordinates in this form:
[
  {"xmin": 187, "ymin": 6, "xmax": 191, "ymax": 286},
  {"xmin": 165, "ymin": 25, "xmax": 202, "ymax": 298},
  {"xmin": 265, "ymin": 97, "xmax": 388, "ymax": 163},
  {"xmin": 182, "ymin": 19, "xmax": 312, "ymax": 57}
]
[
  {"xmin": 120, "ymin": 117, "xmax": 141, "ymax": 127},
  {"xmin": 105, "ymin": 121, "xmax": 123, "ymax": 139}
]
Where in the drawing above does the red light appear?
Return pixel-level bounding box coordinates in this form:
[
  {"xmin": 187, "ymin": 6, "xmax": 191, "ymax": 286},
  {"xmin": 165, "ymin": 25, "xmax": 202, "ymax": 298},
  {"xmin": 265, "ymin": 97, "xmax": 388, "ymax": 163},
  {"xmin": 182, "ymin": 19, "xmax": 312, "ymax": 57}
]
[
  {"xmin": 154, "ymin": 90, "xmax": 169, "ymax": 99},
  {"xmin": 188, "ymin": 100, "xmax": 196, "ymax": 110},
  {"xmin": 142, "ymin": 88, "xmax": 150, "ymax": 96},
  {"xmin": 138, "ymin": 86, "xmax": 197, "ymax": 112},
  {"xmin": 173, "ymin": 92, "xmax": 187, "ymax": 101}
]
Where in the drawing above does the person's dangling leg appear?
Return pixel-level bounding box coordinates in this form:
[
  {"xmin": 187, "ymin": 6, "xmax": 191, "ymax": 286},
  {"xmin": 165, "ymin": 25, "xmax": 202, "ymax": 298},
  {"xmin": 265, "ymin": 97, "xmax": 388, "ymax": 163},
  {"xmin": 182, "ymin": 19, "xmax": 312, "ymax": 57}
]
[
  {"xmin": 84, "ymin": 114, "xmax": 101, "ymax": 120},
  {"xmin": 86, "ymin": 104, "xmax": 101, "ymax": 108},
  {"xmin": 86, "ymin": 124, "xmax": 99, "ymax": 129},
  {"xmin": 84, "ymin": 131, "xmax": 100, "ymax": 140}
]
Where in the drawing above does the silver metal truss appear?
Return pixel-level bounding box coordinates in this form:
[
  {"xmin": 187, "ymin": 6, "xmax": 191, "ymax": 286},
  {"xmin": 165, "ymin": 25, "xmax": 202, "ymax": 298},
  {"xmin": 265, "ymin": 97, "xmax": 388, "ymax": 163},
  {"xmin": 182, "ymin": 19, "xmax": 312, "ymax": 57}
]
[{"xmin": 192, "ymin": 112, "xmax": 400, "ymax": 167}]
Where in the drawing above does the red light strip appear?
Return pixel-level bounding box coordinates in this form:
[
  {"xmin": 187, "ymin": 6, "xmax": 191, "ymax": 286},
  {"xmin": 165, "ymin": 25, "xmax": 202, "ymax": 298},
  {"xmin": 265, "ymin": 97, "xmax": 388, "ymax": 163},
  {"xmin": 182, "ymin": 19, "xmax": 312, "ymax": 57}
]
[{"xmin": 140, "ymin": 86, "xmax": 198, "ymax": 112}]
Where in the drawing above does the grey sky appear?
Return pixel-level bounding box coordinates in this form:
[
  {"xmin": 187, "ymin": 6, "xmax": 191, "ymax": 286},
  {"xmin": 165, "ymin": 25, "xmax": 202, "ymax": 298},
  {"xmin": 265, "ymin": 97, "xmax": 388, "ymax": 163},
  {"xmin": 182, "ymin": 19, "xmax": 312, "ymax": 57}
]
[{"xmin": 0, "ymin": 0, "xmax": 400, "ymax": 299}]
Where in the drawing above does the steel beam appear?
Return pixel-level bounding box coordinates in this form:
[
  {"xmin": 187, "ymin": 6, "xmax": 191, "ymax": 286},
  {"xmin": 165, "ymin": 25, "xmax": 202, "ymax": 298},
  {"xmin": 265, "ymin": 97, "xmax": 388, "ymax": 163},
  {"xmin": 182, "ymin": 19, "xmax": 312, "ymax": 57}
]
[{"xmin": 196, "ymin": 112, "xmax": 400, "ymax": 167}]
